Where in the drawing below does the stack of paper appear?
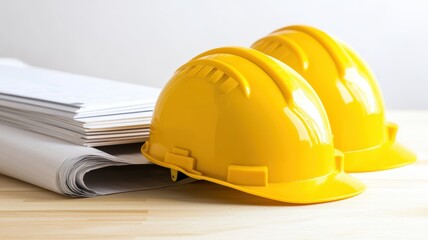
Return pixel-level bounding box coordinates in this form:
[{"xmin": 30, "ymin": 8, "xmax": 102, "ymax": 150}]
[
  {"xmin": 0, "ymin": 62, "xmax": 161, "ymax": 146},
  {"xmin": 0, "ymin": 59, "xmax": 193, "ymax": 197}
]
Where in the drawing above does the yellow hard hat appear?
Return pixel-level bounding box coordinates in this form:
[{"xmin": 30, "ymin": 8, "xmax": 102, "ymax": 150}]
[
  {"xmin": 252, "ymin": 25, "xmax": 416, "ymax": 172},
  {"xmin": 141, "ymin": 46, "xmax": 365, "ymax": 204}
]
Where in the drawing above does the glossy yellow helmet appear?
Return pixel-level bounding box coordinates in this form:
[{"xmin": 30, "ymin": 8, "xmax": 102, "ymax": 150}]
[
  {"xmin": 252, "ymin": 25, "xmax": 416, "ymax": 172},
  {"xmin": 141, "ymin": 47, "xmax": 365, "ymax": 204}
]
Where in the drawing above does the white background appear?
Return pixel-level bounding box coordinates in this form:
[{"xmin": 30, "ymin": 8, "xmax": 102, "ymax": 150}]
[{"xmin": 0, "ymin": 0, "xmax": 427, "ymax": 109}]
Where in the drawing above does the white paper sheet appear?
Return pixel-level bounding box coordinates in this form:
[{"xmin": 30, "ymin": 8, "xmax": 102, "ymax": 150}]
[{"xmin": 0, "ymin": 65, "xmax": 161, "ymax": 113}]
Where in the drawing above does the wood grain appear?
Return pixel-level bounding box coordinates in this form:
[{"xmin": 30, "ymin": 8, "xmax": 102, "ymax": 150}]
[{"xmin": 0, "ymin": 111, "xmax": 427, "ymax": 239}]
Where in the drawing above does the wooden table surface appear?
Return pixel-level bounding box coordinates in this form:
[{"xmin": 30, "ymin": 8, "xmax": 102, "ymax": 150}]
[{"xmin": 1, "ymin": 111, "xmax": 427, "ymax": 239}]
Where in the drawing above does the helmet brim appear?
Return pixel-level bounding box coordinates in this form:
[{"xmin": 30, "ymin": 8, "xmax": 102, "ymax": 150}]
[
  {"xmin": 214, "ymin": 170, "xmax": 365, "ymax": 204},
  {"xmin": 142, "ymin": 146, "xmax": 365, "ymax": 204},
  {"xmin": 344, "ymin": 141, "xmax": 416, "ymax": 172}
]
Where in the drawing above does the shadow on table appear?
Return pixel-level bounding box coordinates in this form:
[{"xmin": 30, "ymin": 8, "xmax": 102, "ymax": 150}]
[
  {"xmin": 0, "ymin": 173, "xmax": 334, "ymax": 207},
  {"xmin": 113, "ymin": 180, "xmax": 326, "ymax": 207}
]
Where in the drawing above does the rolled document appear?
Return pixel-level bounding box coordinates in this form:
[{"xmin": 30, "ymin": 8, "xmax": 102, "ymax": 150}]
[{"xmin": 0, "ymin": 123, "xmax": 189, "ymax": 197}]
